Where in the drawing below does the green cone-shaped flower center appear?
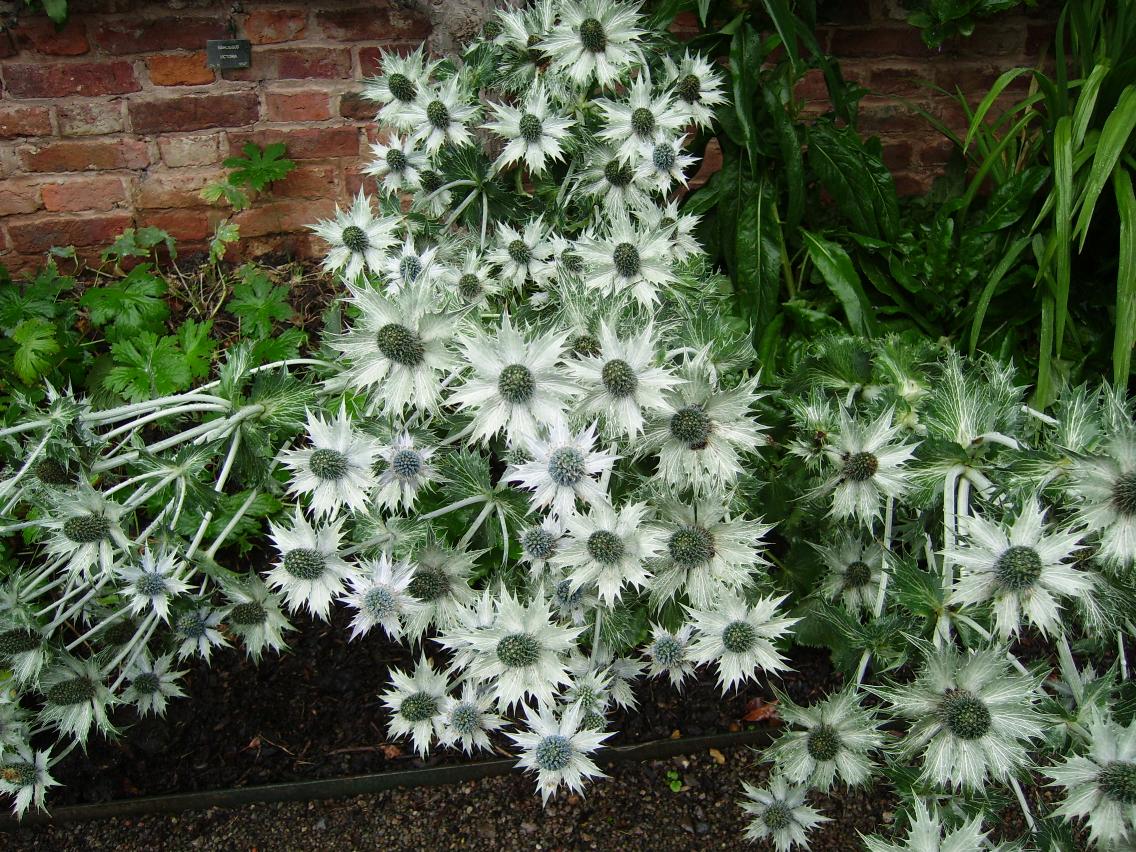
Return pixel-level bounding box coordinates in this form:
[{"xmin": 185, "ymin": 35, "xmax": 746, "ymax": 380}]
[
  {"xmin": 135, "ymin": 572, "xmax": 167, "ymax": 597},
  {"xmin": 104, "ymin": 619, "xmax": 137, "ymax": 645},
  {"xmin": 652, "ymin": 144, "xmax": 676, "ymax": 171},
  {"xmin": 0, "ymin": 628, "xmax": 41, "ymax": 657},
  {"xmin": 573, "ymin": 334, "xmax": 602, "ymax": 358},
  {"xmin": 132, "ymin": 672, "xmax": 161, "ymax": 694},
  {"xmin": 762, "ymin": 802, "xmax": 792, "ymax": 831},
  {"xmin": 525, "ymin": 33, "xmax": 545, "ymax": 63},
  {"xmin": 677, "ymin": 73, "xmax": 702, "ymax": 103},
  {"xmin": 450, "ymin": 702, "xmax": 480, "ymax": 734},
  {"xmin": 555, "ymin": 579, "xmax": 583, "ymax": 607},
  {"xmin": 458, "ymin": 273, "xmax": 482, "ymax": 300},
  {"xmin": 482, "ymin": 19, "xmax": 503, "ymax": 38},
  {"xmin": 843, "ymin": 560, "xmax": 872, "ymax": 589},
  {"xmin": 522, "ymin": 527, "xmax": 557, "ymax": 560},
  {"xmin": 519, "ymin": 112, "xmax": 543, "ymax": 143},
  {"xmin": 578, "ymin": 17, "xmax": 607, "ymax": 53},
  {"xmin": 1098, "ymin": 761, "xmax": 1136, "ymax": 805},
  {"xmin": 399, "ymin": 254, "xmax": 423, "ymax": 282},
  {"xmin": 2, "ymin": 762, "xmax": 37, "ymax": 788},
  {"xmin": 363, "ymin": 587, "xmax": 396, "ymax": 618},
  {"xmin": 669, "ymin": 524, "xmax": 715, "ymax": 566},
  {"xmin": 498, "ymin": 363, "xmax": 536, "ymax": 403},
  {"xmin": 387, "ymin": 72, "xmax": 417, "ymax": 103},
  {"xmin": 390, "ymin": 449, "xmax": 423, "ymax": 478},
  {"xmin": 807, "ymin": 724, "xmax": 842, "ymax": 761},
  {"xmin": 47, "ymin": 676, "xmax": 96, "ymax": 707},
  {"xmin": 548, "ymin": 447, "xmax": 587, "ymax": 487},
  {"xmin": 601, "ymin": 359, "xmax": 639, "ymax": 397},
  {"xmin": 994, "ymin": 545, "xmax": 1043, "ymax": 591},
  {"xmin": 408, "ymin": 565, "xmax": 450, "ymax": 602},
  {"xmin": 604, "ymin": 158, "xmax": 632, "ymax": 187},
  {"xmin": 283, "ymin": 548, "xmax": 326, "ymax": 581},
  {"xmin": 497, "ymin": 632, "xmax": 541, "ymax": 668},
  {"xmin": 34, "ymin": 457, "xmax": 71, "ymax": 486},
  {"xmin": 507, "ymin": 239, "xmax": 532, "ymax": 265},
  {"xmin": 722, "ymin": 620, "xmax": 757, "ymax": 653},
  {"xmin": 426, "ymin": 100, "xmax": 450, "ymax": 129},
  {"xmin": 587, "ymin": 529, "xmax": 625, "ymax": 564},
  {"xmin": 630, "ymin": 107, "xmax": 656, "ymax": 137},
  {"xmin": 385, "ymin": 147, "xmax": 408, "ymax": 171},
  {"xmin": 178, "ymin": 610, "xmax": 208, "ymax": 639},
  {"xmin": 652, "ymin": 634, "xmax": 683, "ymax": 666},
  {"xmin": 376, "ymin": 322, "xmax": 425, "ymax": 367},
  {"xmin": 420, "ymin": 169, "xmax": 443, "ymax": 193},
  {"xmin": 309, "ymin": 448, "xmax": 349, "ymax": 480},
  {"xmin": 612, "ymin": 242, "xmax": 640, "ymax": 278},
  {"xmin": 230, "ymin": 601, "xmax": 267, "ymax": 626},
  {"xmin": 842, "ymin": 451, "xmax": 879, "ymax": 482},
  {"xmin": 341, "ymin": 224, "xmax": 368, "ymax": 253},
  {"xmin": 582, "ymin": 709, "xmax": 606, "ymax": 731},
  {"xmin": 941, "ymin": 689, "xmax": 991, "ymax": 740},
  {"xmin": 1112, "ymin": 471, "xmax": 1136, "ymax": 516},
  {"xmin": 62, "ymin": 513, "xmax": 110, "ymax": 545},
  {"xmin": 670, "ymin": 405, "xmax": 712, "ymax": 448},
  {"xmin": 535, "ymin": 734, "xmax": 573, "ymax": 770},
  {"xmin": 400, "ymin": 691, "xmax": 438, "ymax": 723},
  {"xmin": 561, "ymin": 250, "xmax": 585, "ymax": 273}
]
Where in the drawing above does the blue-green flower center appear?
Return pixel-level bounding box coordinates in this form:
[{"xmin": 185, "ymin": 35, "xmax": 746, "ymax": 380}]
[
  {"xmin": 47, "ymin": 676, "xmax": 95, "ymax": 706},
  {"xmin": 507, "ymin": 238, "xmax": 532, "ymax": 265},
  {"xmin": 498, "ymin": 364, "xmax": 536, "ymax": 403},
  {"xmin": 458, "ymin": 273, "xmax": 481, "ymax": 300},
  {"xmin": 390, "ymin": 449, "xmax": 423, "ymax": 478},
  {"xmin": 0, "ymin": 629, "xmax": 40, "ymax": 657},
  {"xmin": 1112, "ymin": 471, "xmax": 1136, "ymax": 516},
  {"xmin": 229, "ymin": 601, "xmax": 267, "ymax": 626},
  {"xmin": 363, "ymin": 586, "xmax": 397, "ymax": 619},
  {"xmin": 630, "ymin": 107, "xmax": 655, "ymax": 137},
  {"xmin": 535, "ymin": 734, "xmax": 573, "ymax": 770},
  {"xmin": 497, "ymin": 632, "xmax": 541, "ymax": 668},
  {"xmin": 722, "ymin": 620, "xmax": 757, "ymax": 654},
  {"xmin": 670, "ymin": 405, "xmax": 713, "ymax": 448},
  {"xmin": 522, "ymin": 527, "xmax": 557, "ymax": 560},
  {"xmin": 578, "ymin": 18, "xmax": 606, "ymax": 53},
  {"xmin": 376, "ymin": 322, "xmax": 425, "ymax": 366},
  {"xmin": 668, "ymin": 524, "xmax": 715, "ymax": 566},
  {"xmin": 34, "ymin": 458, "xmax": 71, "ymax": 485},
  {"xmin": 807, "ymin": 724, "xmax": 842, "ymax": 761},
  {"xmin": 62, "ymin": 514, "xmax": 110, "ymax": 544},
  {"xmin": 601, "ymin": 359, "xmax": 638, "ymax": 397},
  {"xmin": 400, "ymin": 691, "xmax": 438, "ymax": 723},
  {"xmin": 652, "ymin": 634, "xmax": 683, "ymax": 666},
  {"xmin": 408, "ymin": 565, "xmax": 449, "ymax": 602},
  {"xmin": 177, "ymin": 610, "xmax": 208, "ymax": 639},
  {"xmin": 426, "ymin": 100, "xmax": 450, "ymax": 129},
  {"xmin": 842, "ymin": 452, "xmax": 879, "ymax": 482},
  {"xmin": 994, "ymin": 545, "xmax": 1043, "ymax": 591},
  {"xmin": 135, "ymin": 572, "xmax": 167, "ymax": 597},
  {"xmin": 519, "ymin": 112, "xmax": 543, "ymax": 143},
  {"xmin": 450, "ymin": 702, "xmax": 480, "ymax": 734},
  {"xmin": 762, "ymin": 802, "xmax": 792, "ymax": 831},
  {"xmin": 399, "ymin": 254, "xmax": 423, "ymax": 282},
  {"xmin": 309, "ymin": 448, "xmax": 350, "ymax": 480},
  {"xmin": 573, "ymin": 334, "xmax": 602, "ymax": 358},
  {"xmin": 387, "ymin": 72, "xmax": 416, "ymax": 103},
  {"xmin": 940, "ymin": 689, "xmax": 991, "ymax": 740},
  {"xmin": 612, "ymin": 242, "xmax": 640, "ymax": 278},
  {"xmin": 132, "ymin": 672, "xmax": 161, "ymax": 694},
  {"xmin": 1, "ymin": 762, "xmax": 37, "ymax": 788},
  {"xmin": 341, "ymin": 225, "xmax": 368, "ymax": 253},
  {"xmin": 554, "ymin": 579, "xmax": 584, "ymax": 608},
  {"xmin": 1098, "ymin": 761, "xmax": 1136, "ymax": 805},
  {"xmin": 283, "ymin": 548, "xmax": 326, "ymax": 581},
  {"xmin": 420, "ymin": 169, "xmax": 443, "ymax": 192},
  {"xmin": 548, "ymin": 447, "xmax": 587, "ymax": 487},
  {"xmin": 587, "ymin": 530, "xmax": 625, "ymax": 564},
  {"xmin": 652, "ymin": 143, "xmax": 676, "ymax": 171},
  {"xmin": 385, "ymin": 147, "xmax": 408, "ymax": 171}
]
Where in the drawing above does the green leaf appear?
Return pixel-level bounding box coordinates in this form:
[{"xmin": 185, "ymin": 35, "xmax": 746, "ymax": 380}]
[
  {"xmin": 1052, "ymin": 115, "xmax": 1073, "ymax": 355},
  {"xmin": 758, "ymin": 0, "xmax": 800, "ymax": 72},
  {"xmin": 227, "ymin": 265, "xmax": 293, "ymax": 337},
  {"xmin": 969, "ymin": 236, "xmax": 1031, "ymax": 356},
  {"xmin": 800, "ymin": 230, "xmax": 874, "ymax": 337},
  {"xmin": 1075, "ymin": 84, "xmax": 1136, "ymax": 248},
  {"xmin": 733, "ymin": 174, "xmax": 782, "ymax": 333},
  {"xmin": 807, "ymin": 120, "xmax": 900, "ymax": 241},
  {"xmin": 249, "ymin": 328, "xmax": 305, "ymax": 366},
  {"xmin": 209, "ymin": 222, "xmax": 240, "ymax": 264},
  {"xmin": 979, "ymin": 165, "xmax": 1049, "ymax": 232},
  {"xmin": 79, "ymin": 263, "xmax": 169, "ymax": 332},
  {"xmin": 100, "ymin": 227, "xmax": 176, "ymax": 264},
  {"xmin": 104, "ymin": 332, "xmax": 191, "ymax": 402},
  {"xmin": 1114, "ymin": 167, "xmax": 1136, "ymax": 388},
  {"xmin": 223, "ymin": 142, "xmax": 296, "ymax": 191},
  {"xmin": 11, "ymin": 318, "xmax": 60, "ymax": 384},
  {"xmin": 177, "ymin": 319, "xmax": 216, "ymax": 380},
  {"xmin": 40, "ymin": 0, "xmax": 69, "ymax": 24}
]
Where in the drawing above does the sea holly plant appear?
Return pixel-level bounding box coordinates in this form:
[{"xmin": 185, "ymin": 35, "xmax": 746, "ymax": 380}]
[{"xmin": 0, "ymin": 4, "xmax": 1133, "ymax": 849}]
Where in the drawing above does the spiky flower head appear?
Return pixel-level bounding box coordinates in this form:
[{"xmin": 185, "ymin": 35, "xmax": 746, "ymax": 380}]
[
  {"xmin": 438, "ymin": 683, "xmax": 506, "ymax": 754},
  {"xmin": 310, "ymin": 191, "xmax": 397, "ymax": 282},
  {"xmin": 406, "ymin": 76, "xmax": 478, "ymax": 154},
  {"xmin": 37, "ymin": 656, "xmax": 118, "ymax": 744},
  {"xmin": 1068, "ymin": 433, "xmax": 1136, "ymax": 565},
  {"xmin": 687, "ymin": 591, "xmax": 797, "ymax": 693},
  {"xmin": 643, "ymin": 623, "xmax": 696, "ymax": 690},
  {"xmin": 362, "ymin": 46, "xmax": 440, "ymax": 131},
  {"xmin": 363, "ymin": 132, "xmax": 427, "ymax": 195},
  {"xmin": 0, "ymin": 743, "xmax": 57, "ymax": 818},
  {"xmin": 860, "ymin": 798, "xmax": 991, "ymax": 852},
  {"xmin": 0, "ymin": 623, "xmax": 47, "ymax": 684},
  {"xmin": 662, "ymin": 50, "xmax": 727, "ymax": 130},
  {"xmin": 819, "ymin": 407, "xmax": 917, "ymax": 525},
  {"xmin": 596, "ymin": 76, "xmax": 686, "ymax": 163},
  {"xmin": 117, "ymin": 547, "xmax": 189, "ymax": 623},
  {"xmin": 175, "ymin": 605, "xmax": 228, "ymax": 662},
  {"xmin": 738, "ymin": 776, "xmax": 828, "ymax": 851},
  {"xmin": 553, "ymin": 499, "xmax": 661, "ymax": 604},
  {"xmin": 380, "ymin": 653, "xmax": 449, "ymax": 757},
  {"xmin": 508, "ymin": 702, "xmax": 612, "ymax": 804},
  {"xmin": 281, "ymin": 406, "xmax": 380, "ymax": 520},
  {"xmin": 223, "ymin": 574, "xmax": 292, "ymax": 662},
  {"xmin": 44, "ymin": 486, "xmax": 127, "ymax": 579},
  {"xmin": 266, "ymin": 511, "xmax": 355, "ymax": 621},
  {"xmin": 541, "ymin": 0, "xmax": 645, "ymax": 89},
  {"xmin": 484, "ymin": 83, "xmax": 574, "ymax": 175},
  {"xmin": 375, "ymin": 431, "xmax": 438, "ymax": 513},
  {"xmin": 814, "ymin": 533, "xmax": 887, "ymax": 616},
  {"xmin": 341, "ymin": 553, "xmax": 423, "ymax": 641},
  {"xmin": 505, "ymin": 417, "xmax": 618, "ymax": 519},
  {"xmin": 576, "ymin": 212, "xmax": 677, "ymax": 308},
  {"xmin": 487, "ymin": 218, "xmax": 556, "ymax": 291},
  {"xmin": 402, "ymin": 542, "xmax": 480, "ymax": 639},
  {"xmin": 123, "ymin": 652, "xmax": 186, "ymax": 718}
]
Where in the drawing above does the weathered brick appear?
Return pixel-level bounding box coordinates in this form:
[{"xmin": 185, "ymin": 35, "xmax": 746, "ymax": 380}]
[
  {"xmin": 880, "ymin": 140, "xmax": 914, "ymax": 171},
  {"xmin": 339, "ymin": 91, "xmax": 374, "ymax": 121},
  {"xmin": 129, "ymin": 92, "xmax": 259, "ymax": 134},
  {"xmin": 934, "ymin": 63, "xmax": 1001, "ymax": 98},
  {"xmin": 56, "ymin": 101, "xmax": 125, "ymax": 137},
  {"xmin": 227, "ymin": 127, "xmax": 360, "ymax": 160},
  {"xmin": 827, "ymin": 25, "xmax": 936, "ymax": 59},
  {"xmin": 158, "ymin": 133, "xmax": 221, "ymax": 167},
  {"xmin": 357, "ymin": 43, "xmax": 419, "ymax": 76},
  {"xmin": 7, "ymin": 212, "xmax": 134, "ymax": 253},
  {"xmin": 225, "ymin": 47, "xmax": 351, "ymax": 82},
  {"xmin": 315, "ymin": 8, "xmax": 430, "ymax": 41},
  {"xmin": 892, "ymin": 170, "xmax": 935, "ymax": 196},
  {"xmin": 41, "ymin": 176, "xmax": 126, "ymax": 212},
  {"xmin": 869, "ymin": 64, "xmax": 929, "ymax": 97},
  {"xmin": 0, "ymin": 180, "xmax": 41, "ymax": 216},
  {"xmin": 147, "ymin": 51, "xmax": 215, "ymax": 86},
  {"xmin": 272, "ymin": 164, "xmax": 337, "ymax": 199},
  {"xmin": 918, "ymin": 137, "xmax": 957, "ymax": 168},
  {"xmin": 343, "ymin": 164, "xmax": 380, "ymax": 199},
  {"xmin": 3, "ymin": 61, "xmax": 140, "ymax": 98},
  {"xmin": 137, "ymin": 208, "xmax": 222, "ymax": 242},
  {"xmin": 857, "ymin": 97, "xmax": 934, "ymax": 134},
  {"xmin": 15, "ymin": 18, "xmax": 90, "ymax": 55},
  {"xmin": 92, "ymin": 17, "xmax": 227, "ymax": 55},
  {"xmin": 21, "ymin": 138, "xmax": 149, "ymax": 172},
  {"xmin": 244, "ymin": 9, "xmax": 308, "ymax": 44},
  {"xmin": 234, "ymin": 198, "xmax": 335, "ymax": 237},
  {"xmin": 0, "ymin": 106, "xmax": 53, "ymax": 139},
  {"xmin": 265, "ymin": 90, "xmax": 331, "ymax": 122},
  {"xmin": 136, "ymin": 170, "xmax": 221, "ymax": 209},
  {"xmin": 957, "ymin": 21, "xmax": 1027, "ymax": 56}
]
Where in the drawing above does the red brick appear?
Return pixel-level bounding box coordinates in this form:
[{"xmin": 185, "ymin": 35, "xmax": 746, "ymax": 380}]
[
  {"xmin": 344, "ymin": 164, "xmax": 378, "ymax": 197},
  {"xmin": 827, "ymin": 25, "xmax": 936, "ymax": 59},
  {"xmin": 934, "ymin": 63, "xmax": 1000, "ymax": 97},
  {"xmin": 137, "ymin": 208, "xmax": 222, "ymax": 242},
  {"xmin": 227, "ymin": 127, "xmax": 360, "ymax": 160},
  {"xmin": 92, "ymin": 17, "xmax": 227, "ymax": 55},
  {"xmin": 272, "ymin": 164, "xmax": 337, "ymax": 199},
  {"xmin": 793, "ymin": 68, "xmax": 830, "ymax": 103},
  {"xmin": 265, "ymin": 90, "xmax": 331, "ymax": 122},
  {"xmin": 15, "ymin": 18, "xmax": 89, "ymax": 55},
  {"xmin": 339, "ymin": 91, "xmax": 374, "ymax": 121},
  {"xmin": 129, "ymin": 92, "xmax": 259, "ymax": 134},
  {"xmin": 358, "ymin": 43, "xmax": 419, "ymax": 76},
  {"xmin": 147, "ymin": 52, "xmax": 215, "ymax": 86},
  {"xmin": 21, "ymin": 138, "xmax": 149, "ymax": 172},
  {"xmin": 56, "ymin": 101, "xmax": 125, "ymax": 137},
  {"xmin": 41, "ymin": 176, "xmax": 126, "ymax": 212},
  {"xmin": 233, "ymin": 198, "xmax": 335, "ymax": 237},
  {"xmin": 3, "ymin": 61, "xmax": 140, "ymax": 98},
  {"xmin": 158, "ymin": 133, "xmax": 221, "ymax": 167},
  {"xmin": 244, "ymin": 9, "xmax": 308, "ymax": 44},
  {"xmin": 315, "ymin": 8, "xmax": 429, "ymax": 41},
  {"xmin": 869, "ymin": 65, "xmax": 929, "ymax": 97},
  {"xmin": 918, "ymin": 137, "xmax": 957, "ymax": 168},
  {"xmin": 857, "ymin": 97, "xmax": 934, "ymax": 134},
  {"xmin": 137, "ymin": 170, "xmax": 221, "ymax": 209},
  {"xmin": 880, "ymin": 140, "xmax": 914, "ymax": 171},
  {"xmin": 225, "ymin": 47, "xmax": 351, "ymax": 82},
  {"xmin": 0, "ymin": 106, "xmax": 52, "ymax": 139},
  {"xmin": 1026, "ymin": 21, "xmax": 1057, "ymax": 55},
  {"xmin": 892, "ymin": 171, "xmax": 934, "ymax": 196},
  {"xmin": 957, "ymin": 21, "xmax": 1026, "ymax": 56},
  {"xmin": 0, "ymin": 180, "xmax": 41, "ymax": 216},
  {"xmin": 6, "ymin": 212, "xmax": 134, "ymax": 253}
]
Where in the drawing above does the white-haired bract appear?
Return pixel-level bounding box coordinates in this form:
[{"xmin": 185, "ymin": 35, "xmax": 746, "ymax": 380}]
[
  {"xmin": 118, "ymin": 547, "xmax": 189, "ymax": 623},
  {"xmin": 266, "ymin": 511, "xmax": 355, "ymax": 621},
  {"xmin": 687, "ymin": 592, "xmax": 797, "ymax": 693},
  {"xmin": 819, "ymin": 407, "xmax": 917, "ymax": 525},
  {"xmin": 341, "ymin": 553, "xmax": 422, "ymax": 641},
  {"xmin": 738, "ymin": 776, "xmax": 828, "ymax": 851},
  {"xmin": 380, "ymin": 653, "xmax": 449, "ymax": 757},
  {"xmin": 541, "ymin": 0, "xmax": 645, "ymax": 89},
  {"xmin": 310, "ymin": 191, "xmax": 396, "ymax": 282},
  {"xmin": 505, "ymin": 418, "xmax": 617, "ymax": 519},
  {"xmin": 508, "ymin": 702, "xmax": 611, "ymax": 804},
  {"xmin": 281, "ymin": 407, "xmax": 379, "ymax": 520}
]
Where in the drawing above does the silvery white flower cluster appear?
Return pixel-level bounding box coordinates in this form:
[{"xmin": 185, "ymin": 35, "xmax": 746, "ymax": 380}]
[{"xmin": 0, "ymin": 4, "xmax": 1134, "ymax": 847}]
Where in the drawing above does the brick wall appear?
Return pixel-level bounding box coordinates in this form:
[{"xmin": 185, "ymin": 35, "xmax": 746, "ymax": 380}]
[{"xmin": 0, "ymin": 1, "xmax": 1056, "ymax": 273}]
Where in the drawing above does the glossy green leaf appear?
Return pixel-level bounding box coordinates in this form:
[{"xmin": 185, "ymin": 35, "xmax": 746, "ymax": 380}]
[
  {"xmin": 800, "ymin": 230, "xmax": 874, "ymax": 337},
  {"xmin": 968, "ymin": 236, "xmax": 1031, "ymax": 357},
  {"xmin": 1115, "ymin": 167, "xmax": 1136, "ymax": 387},
  {"xmin": 1053, "ymin": 116, "xmax": 1073, "ymax": 355},
  {"xmin": 734, "ymin": 174, "xmax": 782, "ymax": 333},
  {"xmin": 1075, "ymin": 84, "xmax": 1136, "ymax": 248}
]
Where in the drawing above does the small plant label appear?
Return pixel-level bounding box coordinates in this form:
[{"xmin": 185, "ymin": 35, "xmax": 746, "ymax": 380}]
[{"xmin": 206, "ymin": 39, "xmax": 252, "ymax": 69}]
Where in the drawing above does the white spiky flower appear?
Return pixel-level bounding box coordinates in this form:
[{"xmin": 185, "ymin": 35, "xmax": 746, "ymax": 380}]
[
  {"xmin": 635, "ymin": 199, "xmax": 702, "ymax": 262},
  {"xmin": 38, "ymin": 656, "xmax": 118, "ymax": 742},
  {"xmin": 485, "ymin": 83, "xmax": 574, "ymax": 175},
  {"xmin": 449, "ymin": 313, "xmax": 576, "ymax": 445},
  {"xmin": 442, "ymin": 249, "xmax": 500, "ymax": 306},
  {"xmin": 635, "ymin": 134, "xmax": 698, "ymax": 193},
  {"xmin": 407, "ymin": 76, "xmax": 478, "ymax": 154},
  {"xmin": 814, "ymin": 533, "xmax": 887, "ymax": 615},
  {"xmin": 644, "ymin": 623, "xmax": 697, "ymax": 689},
  {"xmin": 341, "ymin": 553, "xmax": 423, "ymax": 641},
  {"xmin": 597, "ymin": 76, "xmax": 686, "ymax": 162},
  {"xmin": 566, "ymin": 320, "xmax": 678, "ymax": 438},
  {"xmin": 380, "ymin": 653, "xmax": 449, "ymax": 757},
  {"xmin": 412, "ymin": 168, "xmax": 452, "ymax": 218},
  {"xmin": 439, "ymin": 684, "xmax": 506, "ymax": 754},
  {"xmin": 330, "ymin": 282, "xmax": 455, "ymax": 414},
  {"xmin": 0, "ymin": 624, "xmax": 46, "ymax": 684},
  {"xmin": 553, "ymin": 500, "xmax": 661, "ymax": 604},
  {"xmin": 505, "ymin": 417, "xmax": 617, "ymax": 519},
  {"xmin": 403, "ymin": 542, "xmax": 479, "ymax": 639},
  {"xmin": 123, "ymin": 652, "xmax": 186, "ymax": 717},
  {"xmin": 223, "ymin": 575, "xmax": 292, "ymax": 661},
  {"xmin": 175, "ymin": 605, "xmax": 228, "ymax": 661},
  {"xmin": 487, "ymin": 219, "xmax": 555, "ymax": 291},
  {"xmin": 383, "ymin": 232, "xmax": 445, "ymax": 296},
  {"xmin": 578, "ymin": 145, "xmax": 653, "ymax": 214},
  {"xmin": 281, "ymin": 407, "xmax": 379, "ymax": 520},
  {"xmin": 508, "ymin": 702, "xmax": 611, "ymax": 804},
  {"xmin": 650, "ymin": 499, "xmax": 773, "ymax": 609},
  {"xmin": 687, "ymin": 592, "xmax": 797, "ymax": 693},
  {"xmin": 375, "ymin": 432, "xmax": 437, "ymax": 512},
  {"xmin": 946, "ymin": 498, "xmax": 1090, "ymax": 639},
  {"xmin": 266, "ymin": 511, "xmax": 355, "ymax": 621},
  {"xmin": 310, "ymin": 191, "xmax": 397, "ymax": 282},
  {"xmin": 520, "ymin": 517, "xmax": 564, "ymax": 577},
  {"xmin": 44, "ymin": 486, "xmax": 128, "ymax": 579},
  {"xmin": 0, "ymin": 701, "xmax": 30, "ymax": 758},
  {"xmin": 860, "ymin": 798, "xmax": 990, "ymax": 852},
  {"xmin": 662, "ymin": 50, "xmax": 728, "ymax": 130},
  {"xmin": 1045, "ymin": 713, "xmax": 1136, "ymax": 848},
  {"xmin": 362, "ymin": 46, "xmax": 440, "ymax": 131},
  {"xmin": 560, "ymin": 657, "xmax": 614, "ymax": 721},
  {"xmin": 550, "ymin": 572, "xmax": 597, "ymax": 625},
  {"xmin": 0, "ymin": 743, "xmax": 57, "ymax": 818},
  {"xmin": 363, "ymin": 133, "xmax": 427, "ymax": 194},
  {"xmin": 819, "ymin": 407, "xmax": 917, "ymax": 525},
  {"xmin": 576, "ymin": 212, "xmax": 677, "ymax": 308},
  {"xmin": 541, "ymin": 0, "xmax": 645, "ymax": 89},
  {"xmin": 739, "ymin": 776, "xmax": 828, "ymax": 851},
  {"xmin": 766, "ymin": 687, "xmax": 882, "ymax": 791},
  {"xmin": 118, "ymin": 547, "xmax": 189, "ymax": 623},
  {"xmin": 871, "ymin": 645, "xmax": 1046, "ymax": 789},
  {"xmin": 1068, "ymin": 433, "xmax": 1136, "ymax": 565}
]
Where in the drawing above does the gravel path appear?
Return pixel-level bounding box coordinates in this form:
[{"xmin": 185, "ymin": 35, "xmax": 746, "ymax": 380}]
[{"xmin": 11, "ymin": 745, "xmax": 894, "ymax": 851}]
